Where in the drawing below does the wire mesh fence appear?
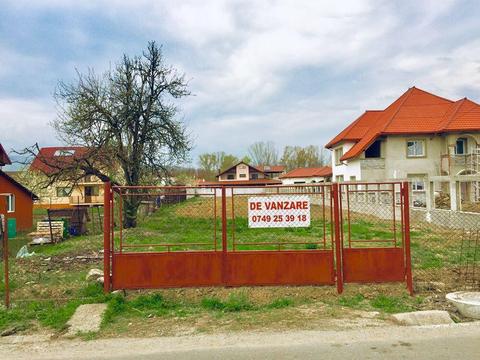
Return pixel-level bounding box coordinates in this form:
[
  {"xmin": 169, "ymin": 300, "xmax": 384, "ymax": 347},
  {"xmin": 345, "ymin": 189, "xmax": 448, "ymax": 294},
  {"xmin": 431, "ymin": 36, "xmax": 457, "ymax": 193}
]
[
  {"xmin": 3, "ymin": 180, "xmax": 480, "ymax": 310},
  {"xmin": 228, "ymin": 185, "xmax": 334, "ymax": 251},
  {"xmin": 338, "ymin": 182, "xmax": 405, "ymax": 249},
  {"xmin": 410, "ymin": 207, "xmax": 480, "ymax": 291}
]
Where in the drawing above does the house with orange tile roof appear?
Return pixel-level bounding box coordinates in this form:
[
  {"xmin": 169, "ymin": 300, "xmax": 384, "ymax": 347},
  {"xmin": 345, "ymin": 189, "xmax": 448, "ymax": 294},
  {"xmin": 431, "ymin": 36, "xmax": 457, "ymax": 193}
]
[
  {"xmin": 326, "ymin": 87, "xmax": 480, "ymax": 210},
  {"xmin": 279, "ymin": 167, "xmax": 332, "ymax": 185}
]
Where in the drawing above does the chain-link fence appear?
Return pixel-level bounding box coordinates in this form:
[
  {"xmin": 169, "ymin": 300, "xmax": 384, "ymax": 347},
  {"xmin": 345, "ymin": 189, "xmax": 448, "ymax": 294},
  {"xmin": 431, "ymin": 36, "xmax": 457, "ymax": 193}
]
[
  {"xmin": 337, "ymin": 182, "xmax": 480, "ymax": 292},
  {"xmin": 410, "ymin": 207, "xmax": 480, "ymax": 291}
]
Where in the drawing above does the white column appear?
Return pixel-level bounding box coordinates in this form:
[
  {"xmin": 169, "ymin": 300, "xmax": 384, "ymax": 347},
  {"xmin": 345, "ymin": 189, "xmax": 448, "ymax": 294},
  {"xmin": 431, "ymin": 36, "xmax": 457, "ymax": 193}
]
[
  {"xmin": 425, "ymin": 181, "xmax": 433, "ymax": 211},
  {"xmin": 449, "ymin": 179, "xmax": 458, "ymax": 211}
]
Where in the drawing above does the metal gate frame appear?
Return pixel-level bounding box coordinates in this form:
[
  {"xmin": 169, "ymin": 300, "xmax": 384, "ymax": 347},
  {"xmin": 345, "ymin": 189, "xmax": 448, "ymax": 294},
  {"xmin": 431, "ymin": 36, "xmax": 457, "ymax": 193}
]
[
  {"xmin": 333, "ymin": 182, "xmax": 413, "ymax": 295},
  {"xmin": 103, "ymin": 181, "xmax": 413, "ymax": 294}
]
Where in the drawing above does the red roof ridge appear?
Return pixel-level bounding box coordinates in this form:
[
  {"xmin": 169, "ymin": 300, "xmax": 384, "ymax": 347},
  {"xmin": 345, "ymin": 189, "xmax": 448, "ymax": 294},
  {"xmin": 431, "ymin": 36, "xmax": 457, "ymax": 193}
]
[
  {"xmin": 325, "ymin": 110, "xmax": 382, "ymax": 148},
  {"xmin": 440, "ymin": 98, "xmax": 467, "ymax": 131},
  {"xmin": 380, "ymin": 87, "xmax": 416, "ymax": 132},
  {"xmin": 414, "ymin": 86, "xmax": 455, "ymax": 103}
]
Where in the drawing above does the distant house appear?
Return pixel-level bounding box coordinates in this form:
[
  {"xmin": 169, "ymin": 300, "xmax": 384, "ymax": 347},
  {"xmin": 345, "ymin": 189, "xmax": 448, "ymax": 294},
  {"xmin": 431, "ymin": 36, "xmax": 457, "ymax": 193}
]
[
  {"xmin": 200, "ymin": 161, "xmax": 283, "ymax": 186},
  {"xmin": 30, "ymin": 146, "xmax": 104, "ymax": 208},
  {"xmin": 280, "ymin": 167, "xmax": 332, "ymax": 185},
  {"xmin": 255, "ymin": 165, "xmax": 286, "ymax": 179},
  {"xmin": 0, "ymin": 144, "xmax": 38, "ymax": 232}
]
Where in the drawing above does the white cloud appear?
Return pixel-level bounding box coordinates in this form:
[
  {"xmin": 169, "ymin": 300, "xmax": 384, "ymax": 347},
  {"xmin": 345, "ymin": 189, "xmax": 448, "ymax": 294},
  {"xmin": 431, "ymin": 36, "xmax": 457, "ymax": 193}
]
[
  {"xmin": 2, "ymin": 0, "xmax": 480, "ymax": 165},
  {"xmin": 0, "ymin": 98, "xmax": 57, "ymax": 151}
]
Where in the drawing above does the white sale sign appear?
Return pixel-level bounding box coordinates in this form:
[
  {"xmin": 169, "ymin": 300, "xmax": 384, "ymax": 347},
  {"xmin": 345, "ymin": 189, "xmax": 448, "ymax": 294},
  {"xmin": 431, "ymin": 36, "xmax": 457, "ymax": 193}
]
[{"xmin": 248, "ymin": 195, "xmax": 311, "ymax": 228}]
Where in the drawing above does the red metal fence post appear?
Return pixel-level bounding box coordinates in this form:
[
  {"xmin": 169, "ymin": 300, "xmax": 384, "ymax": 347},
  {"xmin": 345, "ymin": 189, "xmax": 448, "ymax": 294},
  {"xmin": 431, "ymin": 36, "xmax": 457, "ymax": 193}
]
[
  {"xmin": 1, "ymin": 196, "xmax": 10, "ymax": 308},
  {"xmin": 103, "ymin": 181, "xmax": 111, "ymax": 293},
  {"xmin": 221, "ymin": 186, "xmax": 228, "ymax": 285},
  {"xmin": 402, "ymin": 181, "xmax": 414, "ymax": 295},
  {"xmin": 332, "ymin": 183, "xmax": 343, "ymax": 294}
]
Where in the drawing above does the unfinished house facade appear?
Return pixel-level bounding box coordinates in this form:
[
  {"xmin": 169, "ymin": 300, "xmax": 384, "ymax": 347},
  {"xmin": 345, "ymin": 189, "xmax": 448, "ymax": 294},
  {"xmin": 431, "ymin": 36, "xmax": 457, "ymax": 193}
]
[{"xmin": 326, "ymin": 87, "xmax": 480, "ymax": 211}]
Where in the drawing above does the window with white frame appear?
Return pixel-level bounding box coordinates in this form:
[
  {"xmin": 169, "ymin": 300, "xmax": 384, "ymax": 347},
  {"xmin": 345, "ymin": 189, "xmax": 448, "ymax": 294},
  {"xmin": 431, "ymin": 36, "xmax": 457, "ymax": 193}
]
[
  {"xmin": 406, "ymin": 140, "xmax": 425, "ymax": 157},
  {"xmin": 6, "ymin": 194, "xmax": 15, "ymax": 213},
  {"xmin": 408, "ymin": 174, "xmax": 426, "ymax": 191}
]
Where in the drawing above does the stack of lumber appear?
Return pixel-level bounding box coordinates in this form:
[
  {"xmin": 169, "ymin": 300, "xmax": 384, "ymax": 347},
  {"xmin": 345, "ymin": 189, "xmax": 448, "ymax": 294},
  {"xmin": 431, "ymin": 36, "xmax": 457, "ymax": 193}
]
[{"xmin": 28, "ymin": 221, "xmax": 64, "ymax": 243}]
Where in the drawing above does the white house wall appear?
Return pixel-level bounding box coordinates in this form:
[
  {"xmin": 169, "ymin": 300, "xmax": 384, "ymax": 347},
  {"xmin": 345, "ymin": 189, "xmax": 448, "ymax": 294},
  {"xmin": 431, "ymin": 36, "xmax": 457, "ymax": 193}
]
[{"xmin": 281, "ymin": 176, "xmax": 327, "ymax": 185}]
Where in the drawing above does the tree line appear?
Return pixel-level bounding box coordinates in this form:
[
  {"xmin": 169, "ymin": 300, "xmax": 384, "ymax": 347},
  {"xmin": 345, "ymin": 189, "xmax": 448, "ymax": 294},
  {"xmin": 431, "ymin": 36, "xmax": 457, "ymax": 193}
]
[{"xmin": 197, "ymin": 141, "xmax": 330, "ymax": 180}]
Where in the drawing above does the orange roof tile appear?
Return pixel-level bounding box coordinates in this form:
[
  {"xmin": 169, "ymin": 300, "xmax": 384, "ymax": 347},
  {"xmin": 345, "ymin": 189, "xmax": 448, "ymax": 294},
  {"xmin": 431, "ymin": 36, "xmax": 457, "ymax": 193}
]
[
  {"xmin": 280, "ymin": 167, "xmax": 332, "ymax": 179},
  {"xmin": 327, "ymin": 87, "xmax": 480, "ymax": 161}
]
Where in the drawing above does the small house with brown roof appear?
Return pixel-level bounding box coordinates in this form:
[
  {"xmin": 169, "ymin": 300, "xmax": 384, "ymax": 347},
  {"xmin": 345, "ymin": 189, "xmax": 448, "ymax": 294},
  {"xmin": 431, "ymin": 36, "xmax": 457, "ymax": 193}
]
[
  {"xmin": 279, "ymin": 167, "xmax": 332, "ymax": 185},
  {"xmin": 326, "ymin": 87, "xmax": 480, "ymax": 210},
  {"xmin": 0, "ymin": 144, "xmax": 38, "ymax": 232},
  {"xmin": 199, "ymin": 161, "xmax": 283, "ymax": 186}
]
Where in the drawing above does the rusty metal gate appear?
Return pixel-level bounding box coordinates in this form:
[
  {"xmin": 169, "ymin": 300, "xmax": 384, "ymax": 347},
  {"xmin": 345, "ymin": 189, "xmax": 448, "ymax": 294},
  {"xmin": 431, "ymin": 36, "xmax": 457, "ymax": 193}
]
[{"xmin": 103, "ymin": 182, "xmax": 412, "ymax": 294}]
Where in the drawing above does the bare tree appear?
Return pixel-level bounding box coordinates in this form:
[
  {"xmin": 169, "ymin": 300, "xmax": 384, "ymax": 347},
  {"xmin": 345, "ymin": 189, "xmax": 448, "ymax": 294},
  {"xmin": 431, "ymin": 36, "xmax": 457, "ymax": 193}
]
[
  {"xmin": 21, "ymin": 42, "xmax": 191, "ymax": 228},
  {"xmin": 247, "ymin": 141, "xmax": 278, "ymax": 165},
  {"xmin": 280, "ymin": 145, "xmax": 328, "ymax": 171}
]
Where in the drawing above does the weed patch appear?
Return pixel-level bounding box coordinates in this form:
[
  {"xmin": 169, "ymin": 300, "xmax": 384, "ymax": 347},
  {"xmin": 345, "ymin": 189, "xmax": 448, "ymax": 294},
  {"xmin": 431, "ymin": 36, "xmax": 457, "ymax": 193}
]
[
  {"xmin": 370, "ymin": 295, "xmax": 413, "ymax": 313},
  {"xmin": 266, "ymin": 298, "xmax": 294, "ymax": 309},
  {"xmin": 338, "ymin": 294, "xmax": 365, "ymax": 308}
]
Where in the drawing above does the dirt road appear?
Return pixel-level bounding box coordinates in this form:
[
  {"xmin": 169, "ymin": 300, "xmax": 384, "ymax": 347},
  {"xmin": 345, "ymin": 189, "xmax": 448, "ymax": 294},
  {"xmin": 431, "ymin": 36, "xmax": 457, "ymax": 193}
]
[{"xmin": 1, "ymin": 322, "xmax": 479, "ymax": 359}]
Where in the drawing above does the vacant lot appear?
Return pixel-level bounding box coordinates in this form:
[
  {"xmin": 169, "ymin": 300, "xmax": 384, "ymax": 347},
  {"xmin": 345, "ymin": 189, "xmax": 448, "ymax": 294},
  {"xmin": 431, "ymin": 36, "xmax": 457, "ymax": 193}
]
[{"xmin": 0, "ymin": 196, "xmax": 469, "ymax": 337}]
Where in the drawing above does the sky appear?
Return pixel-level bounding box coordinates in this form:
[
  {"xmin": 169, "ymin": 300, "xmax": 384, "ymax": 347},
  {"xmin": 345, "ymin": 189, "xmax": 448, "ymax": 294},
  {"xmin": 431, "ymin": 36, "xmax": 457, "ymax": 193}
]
[{"xmin": 2, "ymin": 0, "xmax": 480, "ymax": 168}]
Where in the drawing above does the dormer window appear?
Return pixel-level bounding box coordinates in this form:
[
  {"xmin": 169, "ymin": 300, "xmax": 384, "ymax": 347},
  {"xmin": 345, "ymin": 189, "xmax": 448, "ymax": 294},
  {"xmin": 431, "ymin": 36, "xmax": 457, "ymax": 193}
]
[{"xmin": 54, "ymin": 149, "xmax": 75, "ymax": 156}]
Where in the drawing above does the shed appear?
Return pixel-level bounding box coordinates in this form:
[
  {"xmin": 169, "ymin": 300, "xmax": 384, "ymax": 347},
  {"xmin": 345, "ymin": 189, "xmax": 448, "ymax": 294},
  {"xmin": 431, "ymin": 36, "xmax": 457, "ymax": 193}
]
[
  {"xmin": 0, "ymin": 144, "xmax": 39, "ymax": 233},
  {"xmin": 47, "ymin": 207, "xmax": 90, "ymax": 235}
]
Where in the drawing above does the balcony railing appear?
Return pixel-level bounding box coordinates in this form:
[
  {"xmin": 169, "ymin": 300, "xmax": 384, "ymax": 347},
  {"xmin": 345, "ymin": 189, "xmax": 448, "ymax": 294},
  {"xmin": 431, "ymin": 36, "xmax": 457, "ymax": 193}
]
[
  {"xmin": 69, "ymin": 195, "xmax": 103, "ymax": 205},
  {"xmin": 440, "ymin": 153, "xmax": 480, "ymax": 174}
]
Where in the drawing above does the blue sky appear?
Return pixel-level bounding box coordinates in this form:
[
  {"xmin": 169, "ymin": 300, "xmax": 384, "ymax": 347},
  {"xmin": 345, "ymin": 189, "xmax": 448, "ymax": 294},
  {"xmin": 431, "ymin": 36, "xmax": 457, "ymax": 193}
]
[{"xmin": 1, "ymin": 0, "xmax": 480, "ymax": 167}]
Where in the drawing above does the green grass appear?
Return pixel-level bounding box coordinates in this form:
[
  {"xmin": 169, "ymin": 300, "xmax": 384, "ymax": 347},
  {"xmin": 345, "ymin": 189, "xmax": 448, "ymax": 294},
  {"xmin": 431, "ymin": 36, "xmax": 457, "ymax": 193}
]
[
  {"xmin": 266, "ymin": 297, "xmax": 294, "ymax": 309},
  {"xmin": 0, "ymin": 283, "xmax": 111, "ymax": 332},
  {"xmin": 201, "ymin": 293, "xmax": 254, "ymax": 312},
  {"xmin": 102, "ymin": 292, "xmax": 295, "ymax": 327},
  {"xmin": 338, "ymin": 294, "xmax": 365, "ymax": 308},
  {"xmin": 370, "ymin": 295, "xmax": 414, "ymax": 313}
]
